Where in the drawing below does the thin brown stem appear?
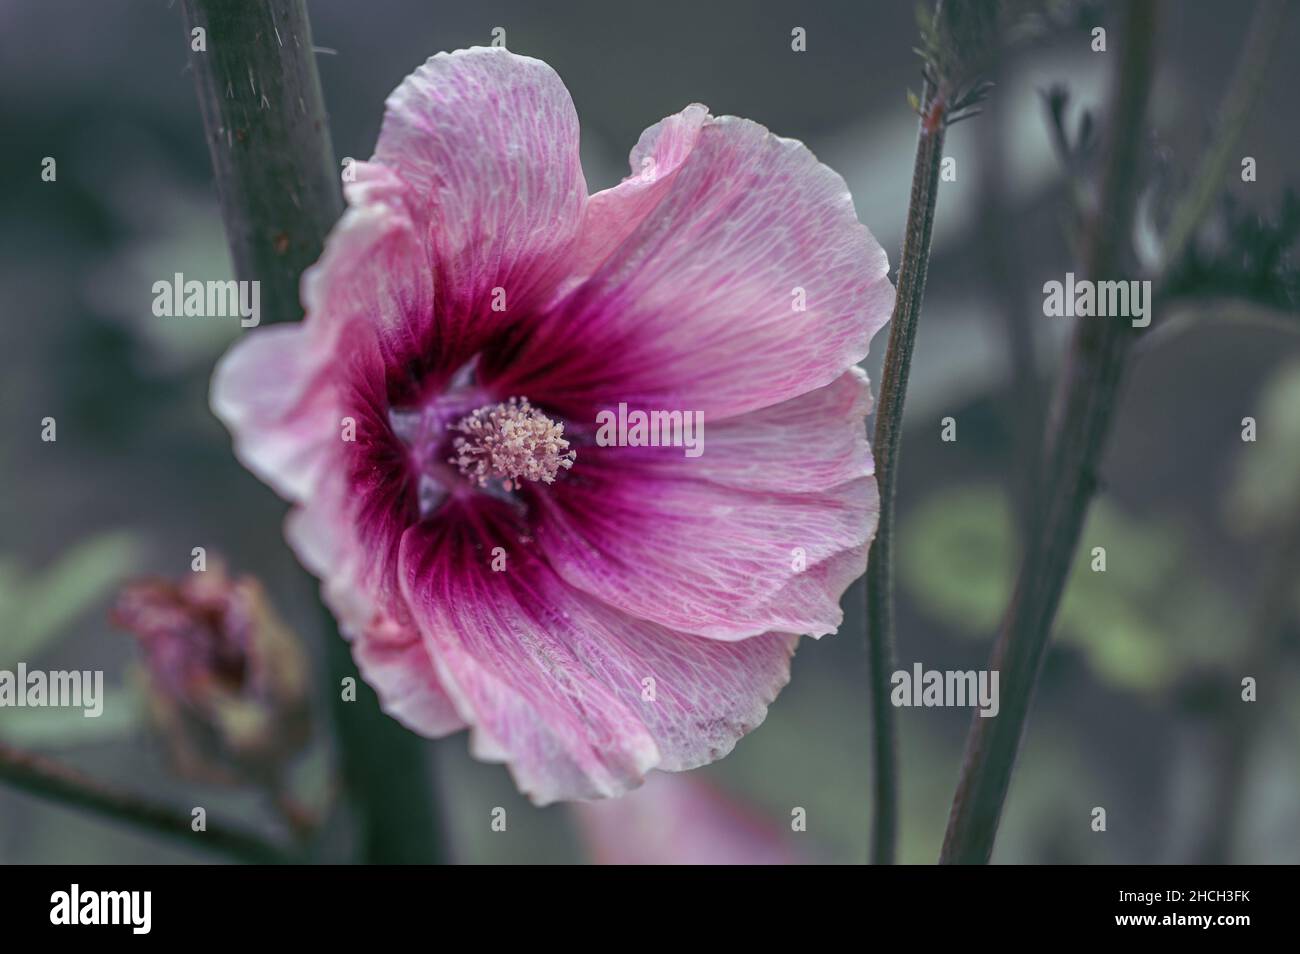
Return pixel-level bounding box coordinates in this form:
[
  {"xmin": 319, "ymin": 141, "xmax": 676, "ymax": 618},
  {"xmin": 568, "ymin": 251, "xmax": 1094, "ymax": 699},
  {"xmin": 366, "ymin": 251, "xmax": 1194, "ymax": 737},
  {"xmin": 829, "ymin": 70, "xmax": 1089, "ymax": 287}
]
[{"xmin": 0, "ymin": 740, "xmax": 286, "ymax": 863}]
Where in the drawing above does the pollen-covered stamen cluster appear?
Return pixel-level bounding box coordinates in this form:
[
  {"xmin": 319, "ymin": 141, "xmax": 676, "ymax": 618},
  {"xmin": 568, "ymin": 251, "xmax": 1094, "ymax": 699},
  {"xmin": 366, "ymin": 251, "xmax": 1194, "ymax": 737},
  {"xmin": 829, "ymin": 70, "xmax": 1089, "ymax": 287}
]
[{"xmin": 450, "ymin": 397, "xmax": 576, "ymax": 492}]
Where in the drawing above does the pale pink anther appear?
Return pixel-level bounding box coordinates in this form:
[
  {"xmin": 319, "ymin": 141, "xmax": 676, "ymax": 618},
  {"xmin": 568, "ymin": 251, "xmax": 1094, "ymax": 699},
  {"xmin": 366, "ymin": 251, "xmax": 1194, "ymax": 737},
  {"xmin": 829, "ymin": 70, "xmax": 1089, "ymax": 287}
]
[{"xmin": 450, "ymin": 397, "xmax": 576, "ymax": 492}]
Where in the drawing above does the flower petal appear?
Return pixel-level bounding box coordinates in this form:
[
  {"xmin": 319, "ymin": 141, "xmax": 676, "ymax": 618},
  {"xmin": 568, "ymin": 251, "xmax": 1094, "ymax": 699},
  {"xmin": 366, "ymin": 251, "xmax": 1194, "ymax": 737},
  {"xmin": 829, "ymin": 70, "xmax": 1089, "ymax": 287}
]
[
  {"xmin": 215, "ymin": 305, "xmax": 461, "ymax": 739},
  {"xmin": 397, "ymin": 503, "xmax": 798, "ymax": 804},
  {"xmin": 348, "ymin": 608, "xmax": 467, "ymax": 737},
  {"xmin": 209, "ymin": 324, "xmax": 333, "ymax": 502},
  {"xmin": 533, "ymin": 456, "xmax": 876, "ymax": 640},
  {"xmin": 689, "ymin": 367, "xmax": 874, "ymax": 492},
  {"xmin": 576, "ymin": 367, "xmax": 874, "ymax": 494},
  {"xmin": 489, "ymin": 113, "xmax": 894, "ymax": 421},
  {"xmin": 374, "ymin": 47, "xmax": 587, "ymax": 322},
  {"xmin": 211, "ymin": 189, "xmax": 430, "ymax": 500},
  {"xmin": 285, "ymin": 447, "xmax": 464, "ymax": 738},
  {"xmin": 543, "ymin": 103, "xmax": 710, "ymax": 301},
  {"xmin": 573, "ymin": 773, "xmax": 808, "ymax": 865},
  {"xmin": 522, "ymin": 370, "xmax": 876, "ymax": 640}
]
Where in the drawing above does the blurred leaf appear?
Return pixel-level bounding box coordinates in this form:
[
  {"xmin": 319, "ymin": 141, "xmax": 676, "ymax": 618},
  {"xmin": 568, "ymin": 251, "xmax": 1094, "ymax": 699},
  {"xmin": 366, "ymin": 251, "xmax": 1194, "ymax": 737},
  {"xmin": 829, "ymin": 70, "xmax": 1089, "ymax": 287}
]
[
  {"xmin": 1057, "ymin": 503, "xmax": 1184, "ymax": 690},
  {"xmin": 1225, "ymin": 359, "xmax": 1300, "ymax": 535},
  {"xmin": 0, "ymin": 530, "xmax": 143, "ymax": 667},
  {"xmin": 899, "ymin": 486, "xmax": 1242, "ymax": 692},
  {"xmin": 86, "ymin": 191, "xmax": 241, "ymax": 373},
  {"xmin": 898, "ymin": 485, "xmax": 1015, "ymax": 632},
  {"xmin": 0, "ymin": 556, "xmax": 23, "ymax": 622},
  {"xmin": 0, "ymin": 686, "xmax": 144, "ymax": 749}
]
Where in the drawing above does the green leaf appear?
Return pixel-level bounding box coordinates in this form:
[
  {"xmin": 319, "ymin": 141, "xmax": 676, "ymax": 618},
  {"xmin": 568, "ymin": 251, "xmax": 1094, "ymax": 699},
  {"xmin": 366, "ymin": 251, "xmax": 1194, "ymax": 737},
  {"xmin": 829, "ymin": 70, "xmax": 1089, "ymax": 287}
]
[
  {"xmin": 898, "ymin": 485, "xmax": 1015, "ymax": 633},
  {"xmin": 0, "ymin": 557, "xmax": 23, "ymax": 626},
  {"xmin": 898, "ymin": 486, "xmax": 1244, "ymax": 693},
  {"xmin": 2, "ymin": 531, "xmax": 144, "ymax": 668},
  {"xmin": 1225, "ymin": 359, "xmax": 1300, "ymax": 535},
  {"xmin": 0, "ymin": 686, "xmax": 145, "ymax": 749}
]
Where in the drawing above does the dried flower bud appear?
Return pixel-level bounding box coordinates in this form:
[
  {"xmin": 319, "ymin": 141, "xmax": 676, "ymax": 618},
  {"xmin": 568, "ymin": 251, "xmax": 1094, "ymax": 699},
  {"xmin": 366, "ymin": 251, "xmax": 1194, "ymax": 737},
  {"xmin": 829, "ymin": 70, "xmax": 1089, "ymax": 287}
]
[{"xmin": 111, "ymin": 562, "xmax": 310, "ymax": 785}]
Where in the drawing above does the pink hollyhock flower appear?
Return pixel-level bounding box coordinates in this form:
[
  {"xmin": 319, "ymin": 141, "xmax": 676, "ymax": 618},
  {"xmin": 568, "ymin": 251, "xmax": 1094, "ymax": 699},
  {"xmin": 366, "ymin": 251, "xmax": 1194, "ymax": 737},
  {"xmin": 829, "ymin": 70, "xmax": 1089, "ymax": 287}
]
[
  {"xmin": 573, "ymin": 772, "xmax": 810, "ymax": 865},
  {"xmin": 212, "ymin": 47, "xmax": 893, "ymax": 803}
]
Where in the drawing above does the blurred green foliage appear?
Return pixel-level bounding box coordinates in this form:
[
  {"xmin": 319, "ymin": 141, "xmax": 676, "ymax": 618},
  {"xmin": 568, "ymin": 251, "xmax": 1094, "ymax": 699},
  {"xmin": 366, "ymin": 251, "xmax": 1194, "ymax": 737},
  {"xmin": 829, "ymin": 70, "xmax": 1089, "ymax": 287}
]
[
  {"xmin": 0, "ymin": 531, "xmax": 143, "ymax": 669},
  {"xmin": 1226, "ymin": 358, "xmax": 1300, "ymax": 535},
  {"xmin": 0, "ymin": 531, "xmax": 146, "ymax": 748},
  {"xmin": 899, "ymin": 486, "xmax": 1242, "ymax": 692}
]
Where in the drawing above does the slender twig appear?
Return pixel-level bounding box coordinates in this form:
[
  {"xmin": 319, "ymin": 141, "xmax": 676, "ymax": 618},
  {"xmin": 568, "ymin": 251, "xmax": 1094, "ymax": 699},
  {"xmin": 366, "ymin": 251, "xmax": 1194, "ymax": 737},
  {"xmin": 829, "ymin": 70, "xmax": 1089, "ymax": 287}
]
[
  {"xmin": 940, "ymin": 0, "xmax": 1161, "ymax": 865},
  {"xmin": 180, "ymin": 0, "xmax": 446, "ymax": 862},
  {"xmin": 0, "ymin": 740, "xmax": 286, "ymax": 863},
  {"xmin": 864, "ymin": 0, "xmax": 1005, "ymax": 865},
  {"xmin": 1159, "ymin": 0, "xmax": 1290, "ymax": 275},
  {"xmin": 864, "ymin": 12, "xmax": 953, "ymax": 866},
  {"xmin": 941, "ymin": 0, "xmax": 1286, "ymax": 864}
]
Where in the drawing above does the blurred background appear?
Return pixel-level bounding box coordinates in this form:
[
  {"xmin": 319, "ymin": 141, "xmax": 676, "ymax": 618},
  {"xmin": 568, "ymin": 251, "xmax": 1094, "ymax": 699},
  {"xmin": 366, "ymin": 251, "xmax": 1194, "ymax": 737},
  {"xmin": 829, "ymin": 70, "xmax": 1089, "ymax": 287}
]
[{"xmin": 2, "ymin": 0, "xmax": 1298, "ymax": 864}]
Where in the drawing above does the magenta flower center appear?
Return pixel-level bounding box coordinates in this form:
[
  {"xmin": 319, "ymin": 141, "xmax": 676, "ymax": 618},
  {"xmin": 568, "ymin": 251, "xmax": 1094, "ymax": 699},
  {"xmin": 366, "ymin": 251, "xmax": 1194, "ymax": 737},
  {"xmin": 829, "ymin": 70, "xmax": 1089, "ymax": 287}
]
[{"xmin": 384, "ymin": 357, "xmax": 577, "ymax": 518}]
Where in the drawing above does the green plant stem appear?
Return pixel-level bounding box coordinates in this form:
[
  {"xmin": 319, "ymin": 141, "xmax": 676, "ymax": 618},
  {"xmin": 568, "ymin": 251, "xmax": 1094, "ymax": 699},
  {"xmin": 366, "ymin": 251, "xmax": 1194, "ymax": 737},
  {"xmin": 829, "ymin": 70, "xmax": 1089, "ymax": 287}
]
[
  {"xmin": 181, "ymin": 0, "xmax": 341, "ymax": 325},
  {"xmin": 941, "ymin": 0, "xmax": 1285, "ymax": 864},
  {"xmin": 180, "ymin": 0, "xmax": 446, "ymax": 863},
  {"xmin": 0, "ymin": 740, "xmax": 286, "ymax": 863},
  {"xmin": 865, "ymin": 69, "xmax": 949, "ymax": 865},
  {"xmin": 940, "ymin": 0, "xmax": 1160, "ymax": 866}
]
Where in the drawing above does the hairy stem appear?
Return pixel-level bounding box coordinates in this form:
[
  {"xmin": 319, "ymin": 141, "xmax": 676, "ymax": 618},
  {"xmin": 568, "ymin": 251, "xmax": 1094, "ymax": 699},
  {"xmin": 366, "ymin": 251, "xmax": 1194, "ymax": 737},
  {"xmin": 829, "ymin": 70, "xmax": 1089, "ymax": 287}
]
[
  {"xmin": 180, "ymin": 0, "xmax": 446, "ymax": 863},
  {"xmin": 0, "ymin": 740, "xmax": 286, "ymax": 863},
  {"xmin": 865, "ymin": 69, "xmax": 949, "ymax": 864}
]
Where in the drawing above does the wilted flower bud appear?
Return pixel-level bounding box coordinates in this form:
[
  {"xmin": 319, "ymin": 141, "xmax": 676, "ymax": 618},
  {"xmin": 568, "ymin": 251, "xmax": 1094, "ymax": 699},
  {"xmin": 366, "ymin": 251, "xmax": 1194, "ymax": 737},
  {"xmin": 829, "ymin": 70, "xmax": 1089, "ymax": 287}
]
[{"xmin": 111, "ymin": 563, "xmax": 310, "ymax": 785}]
